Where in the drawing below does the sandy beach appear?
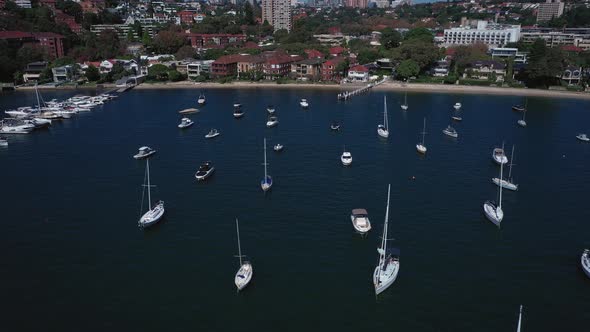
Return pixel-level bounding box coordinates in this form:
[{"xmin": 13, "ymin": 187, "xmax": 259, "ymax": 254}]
[{"xmin": 14, "ymin": 80, "xmax": 590, "ymax": 100}]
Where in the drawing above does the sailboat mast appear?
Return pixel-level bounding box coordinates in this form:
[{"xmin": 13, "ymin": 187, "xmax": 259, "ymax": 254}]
[
  {"xmin": 263, "ymin": 138, "xmax": 267, "ymax": 179},
  {"xmin": 422, "ymin": 118, "xmax": 426, "ymax": 145},
  {"xmin": 499, "ymin": 155, "xmax": 503, "ymax": 210},
  {"xmin": 35, "ymin": 84, "xmax": 41, "ymax": 112},
  {"xmin": 383, "ymin": 184, "xmax": 390, "ymax": 256},
  {"xmin": 404, "ymin": 92, "xmax": 407, "ymax": 105},
  {"xmin": 516, "ymin": 305, "xmax": 523, "ymax": 332},
  {"xmin": 236, "ymin": 218, "xmax": 242, "ymax": 266},
  {"xmin": 384, "ymin": 96, "xmax": 388, "ymax": 130},
  {"xmin": 146, "ymin": 159, "xmax": 151, "ymax": 211},
  {"xmin": 508, "ymin": 145, "xmax": 515, "ymax": 180}
]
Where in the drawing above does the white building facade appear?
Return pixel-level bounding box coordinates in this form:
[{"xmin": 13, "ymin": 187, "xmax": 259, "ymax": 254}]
[
  {"xmin": 262, "ymin": 0, "xmax": 292, "ymax": 32},
  {"xmin": 443, "ymin": 21, "xmax": 521, "ymax": 48}
]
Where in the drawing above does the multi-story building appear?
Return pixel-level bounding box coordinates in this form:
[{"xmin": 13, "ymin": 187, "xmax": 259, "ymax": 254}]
[
  {"xmin": 90, "ymin": 24, "xmax": 157, "ymax": 40},
  {"xmin": 23, "ymin": 61, "xmax": 48, "ymax": 82},
  {"xmin": 0, "ymin": 31, "xmax": 65, "ymax": 59},
  {"xmin": 490, "ymin": 47, "xmax": 528, "ymax": 64},
  {"xmin": 186, "ymin": 33, "xmax": 246, "ymax": 49},
  {"xmin": 14, "ymin": 0, "xmax": 31, "ymax": 8},
  {"xmin": 537, "ymin": 0, "xmax": 565, "ymax": 23},
  {"xmin": 443, "ymin": 21, "xmax": 521, "ymax": 48},
  {"xmin": 466, "ymin": 60, "xmax": 507, "ymax": 82},
  {"xmin": 52, "ymin": 65, "xmax": 75, "ymax": 82},
  {"xmin": 291, "ymin": 58, "xmax": 324, "ymax": 81},
  {"xmin": 210, "ymin": 55, "xmax": 241, "ymax": 78},
  {"xmin": 372, "ymin": 0, "xmax": 390, "ymax": 8},
  {"xmin": 520, "ymin": 27, "xmax": 590, "ymax": 51},
  {"xmin": 321, "ymin": 57, "xmax": 346, "ymax": 82},
  {"xmin": 264, "ymin": 54, "xmax": 301, "ymax": 79},
  {"xmin": 262, "ymin": 0, "xmax": 292, "ymax": 32},
  {"xmin": 237, "ymin": 55, "xmax": 266, "ymax": 78},
  {"xmin": 344, "ymin": 0, "xmax": 367, "ymax": 8},
  {"xmin": 347, "ymin": 65, "xmax": 369, "ymax": 82}
]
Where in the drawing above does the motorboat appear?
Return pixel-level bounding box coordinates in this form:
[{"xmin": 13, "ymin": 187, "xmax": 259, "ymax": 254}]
[
  {"xmin": 581, "ymin": 249, "xmax": 590, "ymax": 279},
  {"xmin": 453, "ymin": 102, "xmax": 462, "ymax": 110},
  {"xmin": 179, "ymin": 108, "xmax": 199, "ymax": 114},
  {"xmin": 484, "ymin": 159, "xmax": 504, "ymax": 227},
  {"xmin": 233, "ymin": 107, "xmax": 244, "ymax": 118},
  {"xmin": 416, "ymin": 117, "xmax": 427, "ymax": 154},
  {"xmin": 492, "ymin": 145, "xmax": 518, "ymax": 191},
  {"xmin": 267, "ymin": 105, "xmax": 275, "ymax": 114},
  {"xmin": 178, "ymin": 117, "xmax": 194, "ymax": 129},
  {"xmin": 24, "ymin": 118, "xmax": 51, "ymax": 129},
  {"xmin": 260, "ymin": 138, "xmax": 272, "ymax": 191},
  {"xmin": 195, "ymin": 161, "xmax": 215, "ymax": 181},
  {"xmin": 341, "ymin": 150, "xmax": 352, "ymax": 166},
  {"xmin": 400, "ymin": 92, "xmax": 408, "ymax": 110},
  {"xmin": 300, "ymin": 99, "xmax": 309, "ymax": 108},
  {"xmin": 205, "ymin": 129, "xmax": 220, "ymax": 138},
  {"xmin": 512, "ymin": 105, "xmax": 525, "ymax": 112},
  {"xmin": 330, "ymin": 122, "xmax": 340, "ymax": 131},
  {"xmin": 378, "ymin": 96, "xmax": 389, "ymax": 138},
  {"xmin": 266, "ymin": 116, "xmax": 278, "ymax": 127},
  {"xmin": 138, "ymin": 159, "xmax": 165, "ymax": 228},
  {"xmin": 233, "ymin": 102, "xmax": 241, "ymax": 108},
  {"xmin": 133, "ymin": 146, "xmax": 156, "ymax": 159},
  {"xmin": 576, "ymin": 133, "xmax": 589, "ymax": 142},
  {"xmin": 442, "ymin": 125, "xmax": 458, "ymax": 138},
  {"xmin": 234, "ymin": 218, "xmax": 253, "ymax": 291},
  {"xmin": 0, "ymin": 120, "xmax": 34, "ymax": 134},
  {"xmin": 0, "ymin": 137, "xmax": 7, "ymax": 146},
  {"xmin": 451, "ymin": 116, "xmax": 462, "ymax": 121},
  {"xmin": 198, "ymin": 93, "xmax": 206, "ymax": 105},
  {"xmin": 373, "ymin": 184, "xmax": 400, "ymax": 295},
  {"xmin": 350, "ymin": 209, "xmax": 371, "ymax": 234},
  {"xmin": 492, "ymin": 145, "xmax": 508, "ymax": 165},
  {"xmin": 273, "ymin": 144, "xmax": 283, "ymax": 152}
]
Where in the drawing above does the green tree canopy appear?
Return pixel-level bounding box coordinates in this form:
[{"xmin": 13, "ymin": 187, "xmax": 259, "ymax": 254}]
[
  {"xmin": 175, "ymin": 45, "xmax": 195, "ymax": 60},
  {"xmin": 152, "ymin": 30, "xmax": 187, "ymax": 54},
  {"xmin": 380, "ymin": 28, "xmax": 402, "ymax": 49},
  {"xmin": 396, "ymin": 59, "xmax": 420, "ymax": 79},
  {"xmin": 84, "ymin": 64, "xmax": 100, "ymax": 81},
  {"xmin": 404, "ymin": 27, "xmax": 434, "ymax": 43}
]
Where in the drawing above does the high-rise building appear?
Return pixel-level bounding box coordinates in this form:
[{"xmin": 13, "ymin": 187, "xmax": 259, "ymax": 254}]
[
  {"xmin": 344, "ymin": 0, "xmax": 368, "ymax": 9},
  {"xmin": 262, "ymin": 0, "xmax": 292, "ymax": 32},
  {"xmin": 537, "ymin": 0, "xmax": 565, "ymax": 23}
]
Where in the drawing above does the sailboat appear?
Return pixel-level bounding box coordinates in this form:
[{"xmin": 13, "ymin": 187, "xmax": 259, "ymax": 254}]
[
  {"xmin": 373, "ymin": 184, "xmax": 400, "ymax": 295},
  {"xmin": 493, "ymin": 145, "xmax": 518, "ymax": 191},
  {"xmin": 416, "ymin": 117, "xmax": 427, "ymax": 154},
  {"xmin": 260, "ymin": 138, "xmax": 272, "ymax": 191},
  {"xmin": 400, "ymin": 92, "xmax": 408, "ymax": 110},
  {"xmin": 518, "ymin": 109, "xmax": 527, "ymax": 127},
  {"xmin": 484, "ymin": 157, "xmax": 504, "ymax": 227},
  {"xmin": 138, "ymin": 159, "xmax": 165, "ymax": 228},
  {"xmin": 378, "ymin": 96, "xmax": 389, "ymax": 138},
  {"xmin": 516, "ymin": 305, "xmax": 523, "ymax": 332},
  {"xmin": 234, "ymin": 218, "xmax": 253, "ymax": 291},
  {"xmin": 512, "ymin": 98, "xmax": 527, "ymax": 112}
]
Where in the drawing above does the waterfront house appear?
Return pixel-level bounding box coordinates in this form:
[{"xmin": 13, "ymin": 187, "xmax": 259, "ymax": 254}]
[
  {"xmin": 186, "ymin": 60, "xmax": 214, "ymax": 79},
  {"xmin": 23, "ymin": 61, "xmax": 48, "ymax": 83},
  {"xmin": 347, "ymin": 64, "xmax": 369, "ymax": 82},
  {"xmin": 466, "ymin": 60, "xmax": 507, "ymax": 82},
  {"xmin": 561, "ymin": 66, "xmax": 582, "ymax": 85},
  {"xmin": 237, "ymin": 55, "xmax": 265, "ymax": 79},
  {"xmin": 264, "ymin": 54, "xmax": 301, "ymax": 80},
  {"xmin": 52, "ymin": 65, "xmax": 75, "ymax": 83},
  {"xmin": 322, "ymin": 57, "xmax": 346, "ymax": 82},
  {"xmin": 432, "ymin": 59, "xmax": 450, "ymax": 77},
  {"xmin": 211, "ymin": 55, "xmax": 241, "ymax": 78},
  {"xmin": 291, "ymin": 58, "xmax": 324, "ymax": 81}
]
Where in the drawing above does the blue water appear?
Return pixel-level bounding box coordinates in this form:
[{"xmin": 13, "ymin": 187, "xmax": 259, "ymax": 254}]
[{"xmin": 1, "ymin": 88, "xmax": 589, "ymax": 331}]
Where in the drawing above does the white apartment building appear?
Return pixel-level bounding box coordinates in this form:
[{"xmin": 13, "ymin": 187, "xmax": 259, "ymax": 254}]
[
  {"xmin": 14, "ymin": 0, "xmax": 32, "ymax": 8},
  {"xmin": 262, "ymin": 0, "xmax": 292, "ymax": 32},
  {"xmin": 537, "ymin": 0, "xmax": 565, "ymax": 23},
  {"xmin": 443, "ymin": 21, "xmax": 521, "ymax": 48}
]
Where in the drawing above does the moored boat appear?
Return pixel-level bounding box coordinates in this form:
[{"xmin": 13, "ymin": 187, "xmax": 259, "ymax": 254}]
[
  {"xmin": 266, "ymin": 116, "xmax": 278, "ymax": 128},
  {"xmin": 133, "ymin": 146, "xmax": 156, "ymax": 159},
  {"xmin": 205, "ymin": 129, "xmax": 220, "ymax": 138},
  {"xmin": 300, "ymin": 99, "xmax": 309, "ymax": 108},
  {"xmin": 195, "ymin": 161, "xmax": 215, "ymax": 181},
  {"xmin": 581, "ymin": 249, "xmax": 590, "ymax": 279},
  {"xmin": 178, "ymin": 117, "xmax": 194, "ymax": 129},
  {"xmin": 351, "ymin": 209, "xmax": 371, "ymax": 234},
  {"xmin": 442, "ymin": 125, "xmax": 458, "ymax": 138},
  {"xmin": 273, "ymin": 144, "xmax": 283, "ymax": 152},
  {"xmin": 576, "ymin": 133, "xmax": 589, "ymax": 142},
  {"xmin": 138, "ymin": 159, "xmax": 165, "ymax": 228}
]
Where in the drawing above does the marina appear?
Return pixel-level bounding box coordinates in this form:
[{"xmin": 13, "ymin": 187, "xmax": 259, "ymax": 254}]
[{"xmin": 0, "ymin": 88, "xmax": 589, "ymax": 331}]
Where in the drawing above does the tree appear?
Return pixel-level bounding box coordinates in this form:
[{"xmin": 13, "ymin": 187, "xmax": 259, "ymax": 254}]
[
  {"xmin": 152, "ymin": 30, "xmax": 186, "ymax": 54},
  {"xmin": 85, "ymin": 64, "xmax": 100, "ymax": 81},
  {"xmin": 404, "ymin": 27, "xmax": 434, "ymax": 43},
  {"xmin": 96, "ymin": 29, "xmax": 121, "ymax": 59},
  {"xmin": 56, "ymin": 0, "xmax": 83, "ymax": 23},
  {"xmin": 451, "ymin": 43, "xmax": 489, "ymax": 74},
  {"xmin": 175, "ymin": 45, "xmax": 195, "ymax": 60},
  {"xmin": 202, "ymin": 48, "xmax": 224, "ymax": 60},
  {"xmin": 396, "ymin": 59, "xmax": 419, "ymax": 80},
  {"xmin": 243, "ymin": 1, "xmax": 255, "ymax": 25},
  {"xmin": 16, "ymin": 44, "xmax": 47, "ymax": 65},
  {"xmin": 524, "ymin": 38, "xmax": 565, "ymax": 87},
  {"xmin": 147, "ymin": 64, "xmax": 170, "ymax": 81},
  {"xmin": 357, "ymin": 48, "xmax": 379, "ymax": 65},
  {"xmin": 395, "ymin": 40, "xmax": 440, "ymax": 72},
  {"xmin": 273, "ymin": 29, "xmax": 289, "ymax": 44},
  {"xmin": 335, "ymin": 59, "xmax": 350, "ymax": 77},
  {"xmin": 380, "ymin": 27, "xmax": 401, "ymax": 49}
]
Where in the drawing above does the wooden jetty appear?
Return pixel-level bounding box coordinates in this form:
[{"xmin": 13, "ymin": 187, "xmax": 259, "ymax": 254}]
[{"xmin": 337, "ymin": 78, "xmax": 387, "ymax": 101}]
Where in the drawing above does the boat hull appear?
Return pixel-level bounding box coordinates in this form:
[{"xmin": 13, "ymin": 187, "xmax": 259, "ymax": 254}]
[
  {"xmin": 517, "ymin": 120, "xmax": 527, "ymax": 127},
  {"xmin": 350, "ymin": 215, "xmax": 371, "ymax": 234},
  {"xmin": 483, "ymin": 201, "xmax": 503, "ymax": 227},
  {"xmin": 235, "ymin": 262, "xmax": 253, "ymax": 291},
  {"xmin": 373, "ymin": 261, "xmax": 399, "ymax": 295},
  {"xmin": 261, "ymin": 176, "xmax": 273, "ymax": 191},
  {"xmin": 195, "ymin": 168, "xmax": 215, "ymax": 181},
  {"xmin": 401, "ymin": 105, "xmax": 408, "ymax": 111},
  {"xmin": 178, "ymin": 122, "xmax": 194, "ymax": 129},
  {"xmin": 416, "ymin": 144, "xmax": 427, "ymax": 154},
  {"xmin": 377, "ymin": 127, "xmax": 389, "ymax": 138},
  {"xmin": 205, "ymin": 133, "xmax": 220, "ymax": 139},
  {"xmin": 139, "ymin": 202, "xmax": 165, "ymax": 228},
  {"xmin": 492, "ymin": 177, "xmax": 518, "ymax": 191},
  {"xmin": 133, "ymin": 151, "xmax": 156, "ymax": 159},
  {"xmin": 266, "ymin": 121, "xmax": 278, "ymax": 128},
  {"xmin": 582, "ymin": 251, "xmax": 590, "ymax": 279}
]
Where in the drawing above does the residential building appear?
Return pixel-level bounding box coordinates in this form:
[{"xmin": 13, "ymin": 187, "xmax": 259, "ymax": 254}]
[
  {"xmin": 490, "ymin": 47, "xmax": 528, "ymax": 64},
  {"xmin": 237, "ymin": 55, "xmax": 265, "ymax": 78},
  {"xmin": 322, "ymin": 57, "xmax": 346, "ymax": 82},
  {"xmin": 14, "ymin": 0, "xmax": 31, "ymax": 8},
  {"xmin": 186, "ymin": 33, "xmax": 246, "ymax": 49},
  {"xmin": 0, "ymin": 31, "xmax": 64, "ymax": 59},
  {"xmin": 347, "ymin": 65, "xmax": 369, "ymax": 82},
  {"xmin": 313, "ymin": 34, "xmax": 350, "ymax": 46},
  {"xmin": 304, "ymin": 49, "xmax": 324, "ymax": 59},
  {"xmin": 537, "ymin": 0, "xmax": 565, "ymax": 23},
  {"xmin": 99, "ymin": 60, "xmax": 114, "ymax": 74},
  {"xmin": 23, "ymin": 61, "xmax": 48, "ymax": 82},
  {"xmin": 55, "ymin": 11, "xmax": 82, "ymax": 34},
  {"xmin": 432, "ymin": 59, "xmax": 450, "ymax": 77},
  {"xmin": 211, "ymin": 55, "xmax": 241, "ymax": 78},
  {"xmin": 91, "ymin": 24, "xmax": 157, "ymax": 40},
  {"xmin": 195, "ymin": 13, "xmax": 206, "ymax": 24},
  {"xmin": 187, "ymin": 60, "xmax": 214, "ymax": 79},
  {"xmin": 264, "ymin": 54, "xmax": 300, "ymax": 79},
  {"xmin": 344, "ymin": 0, "xmax": 367, "ymax": 9},
  {"xmin": 520, "ymin": 28, "xmax": 590, "ymax": 51},
  {"xmin": 443, "ymin": 21, "xmax": 521, "ymax": 48},
  {"xmin": 372, "ymin": 0, "xmax": 390, "ymax": 8},
  {"xmin": 262, "ymin": 0, "xmax": 292, "ymax": 32},
  {"xmin": 291, "ymin": 58, "xmax": 324, "ymax": 81},
  {"xmin": 562, "ymin": 66, "xmax": 582, "ymax": 85},
  {"xmin": 329, "ymin": 46, "xmax": 346, "ymax": 57},
  {"xmin": 178, "ymin": 10, "xmax": 197, "ymax": 25},
  {"xmin": 466, "ymin": 60, "xmax": 506, "ymax": 82},
  {"xmin": 52, "ymin": 65, "xmax": 75, "ymax": 82}
]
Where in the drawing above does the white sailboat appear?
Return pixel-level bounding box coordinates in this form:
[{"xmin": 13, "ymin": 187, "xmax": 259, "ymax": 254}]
[
  {"xmin": 492, "ymin": 143, "xmax": 508, "ymax": 165},
  {"xmin": 401, "ymin": 92, "xmax": 408, "ymax": 111},
  {"xmin": 138, "ymin": 159, "xmax": 165, "ymax": 228},
  {"xmin": 416, "ymin": 117, "xmax": 427, "ymax": 154},
  {"xmin": 373, "ymin": 184, "xmax": 400, "ymax": 295},
  {"xmin": 260, "ymin": 138, "xmax": 273, "ymax": 191},
  {"xmin": 378, "ymin": 96, "xmax": 389, "ymax": 138},
  {"xmin": 516, "ymin": 305, "xmax": 523, "ymax": 332},
  {"xmin": 492, "ymin": 145, "xmax": 518, "ymax": 191},
  {"xmin": 234, "ymin": 218, "xmax": 253, "ymax": 291},
  {"xmin": 484, "ymin": 158, "xmax": 504, "ymax": 227},
  {"xmin": 517, "ymin": 109, "xmax": 527, "ymax": 127},
  {"xmin": 581, "ymin": 249, "xmax": 590, "ymax": 279}
]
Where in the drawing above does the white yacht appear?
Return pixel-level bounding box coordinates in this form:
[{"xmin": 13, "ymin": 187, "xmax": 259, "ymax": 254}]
[
  {"xmin": 581, "ymin": 249, "xmax": 590, "ymax": 279},
  {"xmin": 576, "ymin": 133, "xmax": 589, "ymax": 142},
  {"xmin": 233, "ymin": 107, "xmax": 244, "ymax": 118},
  {"xmin": 195, "ymin": 161, "xmax": 215, "ymax": 181},
  {"xmin": 205, "ymin": 129, "xmax": 220, "ymax": 138},
  {"xmin": 133, "ymin": 146, "xmax": 156, "ymax": 159},
  {"xmin": 373, "ymin": 184, "xmax": 400, "ymax": 295},
  {"xmin": 260, "ymin": 138, "xmax": 272, "ymax": 192},
  {"xmin": 273, "ymin": 143, "xmax": 283, "ymax": 152},
  {"xmin": 484, "ymin": 158, "xmax": 504, "ymax": 227},
  {"xmin": 234, "ymin": 218, "xmax": 253, "ymax": 291},
  {"xmin": 266, "ymin": 116, "xmax": 278, "ymax": 127},
  {"xmin": 197, "ymin": 93, "xmax": 206, "ymax": 105},
  {"xmin": 138, "ymin": 159, "xmax": 165, "ymax": 228},
  {"xmin": 0, "ymin": 137, "xmax": 7, "ymax": 146},
  {"xmin": 341, "ymin": 147, "xmax": 352, "ymax": 166},
  {"xmin": 442, "ymin": 125, "xmax": 458, "ymax": 138},
  {"xmin": 351, "ymin": 209, "xmax": 371, "ymax": 234},
  {"xmin": 378, "ymin": 96, "xmax": 389, "ymax": 138},
  {"xmin": 492, "ymin": 145, "xmax": 508, "ymax": 165},
  {"xmin": 401, "ymin": 92, "xmax": 408, "ymax": 110},
  {"xmin": 492, "ymin": 145, "xmax": 518, "ymax": 191},
  {"xmin": 416, "ymin": 117, "xmax": 427, "ymax": 154},
  {"xmin": 0, "ymin": 120, "xmax": 34, "ymax": 134},
  {"xmin": 300, "ymin": 99, "xmax": 309, "ymax": 108},
  {"xmin": 233, "ymin": 102, "xmax": 242, "ymax": 108},
  {"xmin": 453, "ymin": 102, "xmax": 462, "ymax": 110},
  {"xmin": 178, "ymin": 117, "xmax": 194, "ymax": 129},
  {"xmin": 266, "ymin": 105, "xmax": 275, "ymax": 114}
]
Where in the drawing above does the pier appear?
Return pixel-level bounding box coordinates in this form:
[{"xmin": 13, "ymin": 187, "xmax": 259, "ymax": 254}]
[{"xmin": 337, "ymin": 78, "xmax": 387, "ymax": 101}]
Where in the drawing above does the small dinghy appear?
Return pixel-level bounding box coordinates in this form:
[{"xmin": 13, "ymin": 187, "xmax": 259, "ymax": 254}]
[
  {"xmin": 273, "ymin": 144, "xmax": 283, "ymax": 152},
  {"xmin": 205, "ymin": 129, "xmax": 220, "ymax": 139},
  {"xmin": 576, "ymin": 133, "xmax": 589, "ymax": 142},
  {"xmin": 442, "ymin": 125, "xmax": 458, "ymax": 138},
  {"xmin": 453, "ymin": 102, "xmax": 462, "ymax": 110},
  {"xmin": 300, "ymin": 99, "xmax": 309, "ymax": 108},
  {"xmin": 178, "ymin": 117, "xmax": 194, "ymax": 129},
  {"xmin": 267, "ymin": 105, "xmax": 275, "ymax": 114},
  {"xmin": 179, "ymin": 108, "xmax": 199, "ymax": 114},
  {"xmin": 266, "ymin": 116, "xmax": 278, "ymax": 128},
  {"xmin": 233, "ymin": 107, "xmax": 244, "ymax": 119},
  {"xmin": 330, "ymin": 122, "xmax": 340, "ymax": 131},
  {"xmin": 195, "ymin": 161, "xmax": 215, "ymax": 181},
  {"xmin": 451, "ymin": 116, "xmax": 462, "ymax": 121}
]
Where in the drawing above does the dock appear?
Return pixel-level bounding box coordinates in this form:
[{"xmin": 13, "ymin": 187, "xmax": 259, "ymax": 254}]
[{"xmin": 337, "ymin": 78, "xmax": 387, "ymax": 101}]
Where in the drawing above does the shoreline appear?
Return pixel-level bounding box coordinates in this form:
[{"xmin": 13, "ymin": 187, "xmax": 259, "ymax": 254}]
[{"xmin": 13, "ymin": 81, "xmax": 590, "ymax": 100}]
